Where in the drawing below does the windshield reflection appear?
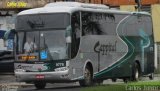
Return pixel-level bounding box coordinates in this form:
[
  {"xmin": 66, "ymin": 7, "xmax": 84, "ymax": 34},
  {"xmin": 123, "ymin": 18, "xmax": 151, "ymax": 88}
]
[
  {"xmin": 40, "ymin": 30, "xmax": 68, "ymax": 60},
  {"xmin": 17, "ymin": 29, "xmax": 69, "ymax": 61}
]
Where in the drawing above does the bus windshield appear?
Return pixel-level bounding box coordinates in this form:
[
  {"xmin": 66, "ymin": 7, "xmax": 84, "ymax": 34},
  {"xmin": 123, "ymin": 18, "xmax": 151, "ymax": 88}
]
[{"xmin": 16, "ymin": 13, "xmax": 70, "ymax": 61}]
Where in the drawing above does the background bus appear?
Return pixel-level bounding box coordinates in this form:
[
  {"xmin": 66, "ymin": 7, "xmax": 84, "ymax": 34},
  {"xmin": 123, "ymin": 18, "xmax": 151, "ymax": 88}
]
[
  {"xmin": 0, "ymin": 30, "xmax": 14, "ymax": 72},
  {"xmin": 14, "ymin": 2, "xmax": 154, "ymax": 89}
]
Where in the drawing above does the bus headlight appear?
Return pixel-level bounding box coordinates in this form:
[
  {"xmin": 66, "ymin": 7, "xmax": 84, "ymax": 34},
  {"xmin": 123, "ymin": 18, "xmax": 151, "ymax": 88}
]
[
  {"xmin": 15, "ymin": 69, "xmax": 26, "ymax": 72},
  {"xmin": 54, "ymin": 67, "xmax": 68, "ymax": 72}
]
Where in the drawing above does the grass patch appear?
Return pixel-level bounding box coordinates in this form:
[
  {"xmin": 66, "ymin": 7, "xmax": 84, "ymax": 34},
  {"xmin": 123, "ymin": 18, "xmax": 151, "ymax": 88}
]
[
  {"xmin": 127, "ymin": 81, "xmax": 160, "ymax": 85},
  {"xmin": 81, "ymin": 81, "xmax": 160, "ymax": 91},
  {"xmin": 82, "ymin": 85, "xmax": 124, "ymax": 91}
]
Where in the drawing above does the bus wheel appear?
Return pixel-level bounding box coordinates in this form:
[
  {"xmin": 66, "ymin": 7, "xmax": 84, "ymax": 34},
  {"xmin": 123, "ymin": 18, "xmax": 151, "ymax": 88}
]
[
  {"xmin": 149, "ymin": 73, "xmax": 154, "ymax": 80},
  {"xmin": 79, "ymin": 65, "xmax": 93, "ymax": 86},
  {"xmin": 112, "ymin": 78, "xmax": 117, "ymax": 82},
  {"xmin": 123, "ymin": 78, "xmax": 128, "ymax": 83},
  {"xmin": 34, "ymin": 82, "xmax": 46, "ymax": 89},
  {"xmin": 132, "ymin": 63, "xmax": 140, "ymax": 81}
]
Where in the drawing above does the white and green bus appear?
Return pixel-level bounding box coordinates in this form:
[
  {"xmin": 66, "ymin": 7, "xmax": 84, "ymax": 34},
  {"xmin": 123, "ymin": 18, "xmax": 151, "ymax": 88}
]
[{"xmin": 14, "ymin": 2, "xmax": 155, "ymax": 89}]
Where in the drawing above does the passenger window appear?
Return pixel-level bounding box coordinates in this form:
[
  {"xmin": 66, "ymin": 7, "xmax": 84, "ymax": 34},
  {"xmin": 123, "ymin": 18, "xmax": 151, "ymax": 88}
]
[
  {"xmin": 82, "ymin": 12, "xmax": 102, "ymax": 35},
  {"xmin": 82, "ymin": 12, "xmax": 118, "ymax": 36}
]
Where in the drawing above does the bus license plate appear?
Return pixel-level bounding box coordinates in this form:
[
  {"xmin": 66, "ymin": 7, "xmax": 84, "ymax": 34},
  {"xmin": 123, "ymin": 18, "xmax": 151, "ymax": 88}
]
[{"xmin": 36, "ymin": 75, "xmax": 45, "ymax": 79}]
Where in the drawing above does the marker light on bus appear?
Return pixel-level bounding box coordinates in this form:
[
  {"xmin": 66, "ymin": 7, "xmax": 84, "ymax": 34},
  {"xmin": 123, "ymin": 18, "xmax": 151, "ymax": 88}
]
[{"xmin": 18, "ymin": 56, "xmax": 37, "ymax": 60}]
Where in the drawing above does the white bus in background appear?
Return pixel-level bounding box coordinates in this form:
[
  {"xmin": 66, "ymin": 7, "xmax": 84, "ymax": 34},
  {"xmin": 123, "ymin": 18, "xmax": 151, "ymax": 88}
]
[{"xmin": 14, "ymin": 2, "xmax": 155, "ymax": 89}]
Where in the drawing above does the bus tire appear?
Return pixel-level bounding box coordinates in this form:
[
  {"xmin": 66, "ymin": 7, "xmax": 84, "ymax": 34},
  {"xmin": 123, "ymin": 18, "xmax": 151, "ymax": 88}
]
[
  {"xmin": 132, "ymin": 63, "xmax": 140, "ymax": 81},
  {"xmin": 123, "ymin": 78, "xmax": 128, "ymax": 83},
  {"xmin": 79, "ymin": 65, "xmax": 93, "ymax": 87},
  {"xmin": 34, "ymin": 82, "xmax": 46, "ymax": 89},
  {"xmin": 149, "ymin": 73, "xmax": 154, "ymax": 80}
]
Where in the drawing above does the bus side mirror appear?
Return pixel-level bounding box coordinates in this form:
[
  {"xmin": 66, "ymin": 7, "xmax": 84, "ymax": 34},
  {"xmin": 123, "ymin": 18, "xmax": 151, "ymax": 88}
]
[
  {"xmin": 10, "ymin": 29, "xmax": 16, "ymax": 33},
  {"xmin": 66, "ymin": 25, "xmax": 72, "ymax": 43},
  {"xmin": 3, "ymin": 29, "xmax": 16, "ymax": 40}
]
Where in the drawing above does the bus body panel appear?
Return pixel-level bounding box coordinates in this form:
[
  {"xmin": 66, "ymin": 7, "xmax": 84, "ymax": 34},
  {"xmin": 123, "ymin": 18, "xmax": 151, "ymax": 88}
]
[{"xmin": 69, "ymin": 13, "xmax": 154, "ymax": 80}]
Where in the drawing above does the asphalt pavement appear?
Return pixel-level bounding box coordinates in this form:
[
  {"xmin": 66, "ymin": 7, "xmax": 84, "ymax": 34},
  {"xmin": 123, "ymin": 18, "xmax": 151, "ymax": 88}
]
[
  {"xmin": 0, "ymin": 74, "xmax": 81, "ymax": 91},
  {"xmin": 18, "ymin": 83, "xmax": 81, "ymax": 91}
]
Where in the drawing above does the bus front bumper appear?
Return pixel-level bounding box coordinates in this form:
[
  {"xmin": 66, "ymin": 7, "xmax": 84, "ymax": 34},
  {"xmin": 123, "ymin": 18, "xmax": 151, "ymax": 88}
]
[{"xmin": 15, "ymin": 70, "xmax": 71, "ymax": 82}]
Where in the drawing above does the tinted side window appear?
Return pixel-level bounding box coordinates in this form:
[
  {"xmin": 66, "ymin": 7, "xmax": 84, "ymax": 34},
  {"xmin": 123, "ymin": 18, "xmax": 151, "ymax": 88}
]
[
  {"xmin": 125, "ymin": 15, "xmax": 152, "ymax": 36},
  {"xmin": 81, "ymin": 12, "xmax": 127, "ymax": 36},
  {"xmin": 82, "ymin": 12, "xmax": 100, "ymax": 35},
  {"xmin": 142, "ymin": 16, "xmax": 152, "ymax": 36}
]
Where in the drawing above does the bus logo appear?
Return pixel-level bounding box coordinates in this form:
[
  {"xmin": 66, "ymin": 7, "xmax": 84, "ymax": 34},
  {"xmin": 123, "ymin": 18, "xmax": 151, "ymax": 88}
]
[{"xmin": 56, "ymin": 63, "xmax": 64, "ymax": 67}]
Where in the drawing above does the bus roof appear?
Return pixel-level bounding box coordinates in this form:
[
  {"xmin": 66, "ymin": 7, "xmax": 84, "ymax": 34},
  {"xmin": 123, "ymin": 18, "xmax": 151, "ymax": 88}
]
[{"xmin": 18, "ymin": 2, "xmax": 150, "ymax": 16}]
